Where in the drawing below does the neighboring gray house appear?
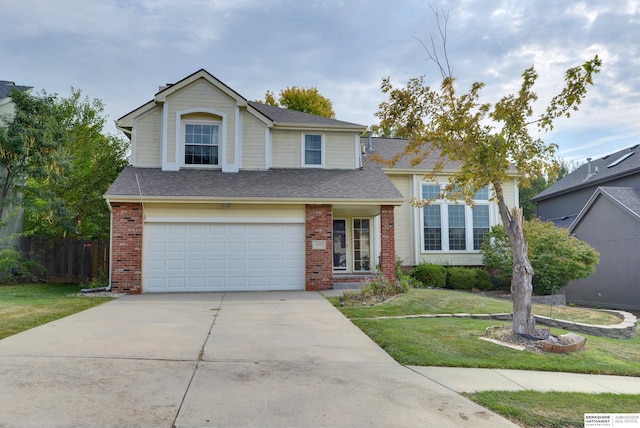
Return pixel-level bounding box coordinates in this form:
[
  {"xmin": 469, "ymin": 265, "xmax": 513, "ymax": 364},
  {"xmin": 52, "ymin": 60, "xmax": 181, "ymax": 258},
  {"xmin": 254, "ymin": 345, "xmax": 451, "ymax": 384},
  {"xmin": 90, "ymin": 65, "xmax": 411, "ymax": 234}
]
[
  {"xmin": 532, "ymin": 145, "xmax": 640, "ymax": 227},
  {"xmin": 566, "ymin": 187, "xmax": 640, "ymax": 311},
  {"xmin": 0, "ymin": 80, "xmax": 33, "ymax": 249},
  {"xmin": 531, "ymin": 145, "xmax": 640, "ymax": 311}
]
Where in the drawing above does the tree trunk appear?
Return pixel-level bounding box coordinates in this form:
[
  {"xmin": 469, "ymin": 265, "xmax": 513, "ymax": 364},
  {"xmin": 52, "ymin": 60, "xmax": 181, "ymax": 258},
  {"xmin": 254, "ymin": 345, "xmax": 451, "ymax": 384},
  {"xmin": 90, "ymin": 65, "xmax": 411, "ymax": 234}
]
[{"xmin": 494, "ymin": 183, "xmax": 536, "ymax": 336}]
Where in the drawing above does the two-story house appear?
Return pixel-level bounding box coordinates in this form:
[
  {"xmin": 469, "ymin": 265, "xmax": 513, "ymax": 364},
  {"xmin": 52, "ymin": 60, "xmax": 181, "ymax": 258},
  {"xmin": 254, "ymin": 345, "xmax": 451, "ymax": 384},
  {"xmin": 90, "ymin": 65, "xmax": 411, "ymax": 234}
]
[{"xmin": 105, "ymin": 69, "xmax": 519, "ymax": 293}]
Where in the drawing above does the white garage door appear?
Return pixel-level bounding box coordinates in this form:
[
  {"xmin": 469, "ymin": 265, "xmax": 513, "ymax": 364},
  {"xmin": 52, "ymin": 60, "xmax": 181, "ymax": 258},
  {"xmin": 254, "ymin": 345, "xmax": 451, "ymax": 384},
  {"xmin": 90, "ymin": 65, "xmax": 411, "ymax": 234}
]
[{"xmin": 144, "ymin": 222, "xmax": 305, "ymax": 292}]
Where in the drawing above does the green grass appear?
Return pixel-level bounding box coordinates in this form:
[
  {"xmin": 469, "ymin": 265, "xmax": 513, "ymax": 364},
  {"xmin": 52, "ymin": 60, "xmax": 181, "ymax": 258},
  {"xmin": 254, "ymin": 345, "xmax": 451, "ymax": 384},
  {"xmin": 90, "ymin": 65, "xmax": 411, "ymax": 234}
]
[
  {"xmin": 352, "ymin": 317, "xmax": 640, "ymax": 376},
  {"xmin": 330, "ymin": 289, "xmax": 640, "ymax": 376},
  {"xmin": 0, "ymin": 283, "xmax": 113, "ymax": 340},
  {"xmin": 467, "ymin": 391, "xmax": 640, "ymax": 427},
  {"xmin": 331, "ymin": 288, "xmax": 640, "ymax": 426},
  {"xmin": 332, "ymin": 288, "xmax": 622, "ymax": 325}
]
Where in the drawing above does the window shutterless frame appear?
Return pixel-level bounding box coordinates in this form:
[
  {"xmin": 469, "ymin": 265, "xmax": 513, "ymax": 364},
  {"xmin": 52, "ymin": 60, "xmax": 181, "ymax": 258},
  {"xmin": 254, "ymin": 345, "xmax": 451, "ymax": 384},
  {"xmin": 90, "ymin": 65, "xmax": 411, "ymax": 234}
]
[
  {"xmin": 420, "ymin": 183, "xmax": 491, "ymax": 252},
  {"xmin": 301, "ymin": 133, "xmax": 325, "ymax": 167},
  {"xmin": 182, "ymin": 120, "xmax": 221, "ymax": 167}
]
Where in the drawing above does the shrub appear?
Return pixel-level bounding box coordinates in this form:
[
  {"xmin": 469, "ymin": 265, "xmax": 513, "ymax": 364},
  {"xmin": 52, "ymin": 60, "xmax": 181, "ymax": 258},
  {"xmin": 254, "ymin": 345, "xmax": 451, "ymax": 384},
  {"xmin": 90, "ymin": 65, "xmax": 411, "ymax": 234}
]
[
  {"xmin": 481, "ymin": 219, "xmax": 600, "ymax": 295},
  {"xmin": 473, "ymin": 268, "xmax": 493, "ymax": 291},
  {"xmin": 446, "ymin": 266, "xmax": 476, "ymax": 290},
  {"xmin": 0, "ymin": 249, "xmax": 45, "ymax": 282},
  {"xmin": 411, "ymin": 263, "xmax": 447, "ymax": 288}
]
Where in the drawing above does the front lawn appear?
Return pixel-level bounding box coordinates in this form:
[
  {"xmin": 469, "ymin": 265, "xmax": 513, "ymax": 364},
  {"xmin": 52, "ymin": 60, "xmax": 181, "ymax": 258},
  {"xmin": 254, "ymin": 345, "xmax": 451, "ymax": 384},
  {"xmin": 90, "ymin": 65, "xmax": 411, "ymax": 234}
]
[
  {"xmin": 333, "ymin": 288, "xmax": 622, "ymax": 325},
  {"xmin": 467, "ymin": 391, "xmax": 640, "ymax": 428},
  {"xmin": 353, "ymin": 317, "xmax": 640, "ymax": 376},
  {"xmin": 331, "ymin": 289, "xmax": 640, "ymax": 376},
  {"xmin": 0, "ymin": 283, "xmax": 113, "ymax": 340}
]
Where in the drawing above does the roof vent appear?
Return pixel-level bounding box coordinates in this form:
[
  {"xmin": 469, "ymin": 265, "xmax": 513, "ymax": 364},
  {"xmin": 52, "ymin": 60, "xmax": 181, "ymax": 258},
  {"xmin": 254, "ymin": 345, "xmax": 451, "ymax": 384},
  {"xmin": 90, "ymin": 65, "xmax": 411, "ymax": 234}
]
[
  {"xmin": 584, "ymin": 158, "xmax": 597, "ymax": 181},
  {"xmin": 607, "ymin": 151, "xmax": 634, "ymax": 168}
]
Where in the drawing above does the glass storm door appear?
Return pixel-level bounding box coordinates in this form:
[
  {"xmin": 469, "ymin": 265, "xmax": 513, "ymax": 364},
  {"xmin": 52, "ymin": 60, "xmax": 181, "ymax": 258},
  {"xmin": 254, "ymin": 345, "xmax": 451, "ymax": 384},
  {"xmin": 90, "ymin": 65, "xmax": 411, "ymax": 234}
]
[
  {"xmin": 353, "ymin": 218, "xmax": 371, "ymax": 271},
  {"xmin": 333, "ymin": 219, "xmax": 347, "ymax": 270}
]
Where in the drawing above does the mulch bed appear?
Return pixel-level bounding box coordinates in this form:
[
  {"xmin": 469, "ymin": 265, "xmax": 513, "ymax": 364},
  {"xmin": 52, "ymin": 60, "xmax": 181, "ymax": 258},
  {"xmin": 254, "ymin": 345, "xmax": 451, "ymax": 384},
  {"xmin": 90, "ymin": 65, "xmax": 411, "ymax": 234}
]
[{"xmin": 485, "ymin": 325, "xmax": 586, "ymax": 354}]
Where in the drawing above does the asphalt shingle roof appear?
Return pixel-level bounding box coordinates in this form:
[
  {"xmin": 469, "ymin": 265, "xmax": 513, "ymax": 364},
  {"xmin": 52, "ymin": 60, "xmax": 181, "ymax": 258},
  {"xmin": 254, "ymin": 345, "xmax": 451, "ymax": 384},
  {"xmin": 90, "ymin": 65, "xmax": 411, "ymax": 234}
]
[
  {"xmin": 599, "ymin": 186, "xmax": 640, "ymax": 217},
  {"xmin": 532, "ymin": 145, "xmax": 640, "ymax": 201},
  {"xmin": 0, "ymin": 81, "xmax": 32, "ymax": 100},
  {"xmin": 362, "ymin": 136, "xmax": 517, "ymax": 173},
  {"xmin": 248, "ymin": 101, "xmax": 364, "ymax": 128},
  {"xmin": 106, "ymin": 164, "xmax": 403, "ymax": 202}
]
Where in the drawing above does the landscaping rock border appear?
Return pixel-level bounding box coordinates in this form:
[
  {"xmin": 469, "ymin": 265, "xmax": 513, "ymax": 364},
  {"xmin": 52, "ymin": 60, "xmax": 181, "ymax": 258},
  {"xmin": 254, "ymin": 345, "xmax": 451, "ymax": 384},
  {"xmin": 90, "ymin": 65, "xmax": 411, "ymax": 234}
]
[{"xmin": 367, "ymin": 310, "xmax": 638, "ymax": 339}]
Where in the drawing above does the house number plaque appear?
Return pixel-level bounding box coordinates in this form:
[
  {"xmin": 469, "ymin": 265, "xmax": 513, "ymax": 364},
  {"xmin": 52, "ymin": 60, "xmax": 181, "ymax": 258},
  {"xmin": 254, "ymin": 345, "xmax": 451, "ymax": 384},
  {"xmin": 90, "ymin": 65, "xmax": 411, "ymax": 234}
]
[{"xmin": 312, "ymin": 240, "xmax": 327, "ymax": 250}]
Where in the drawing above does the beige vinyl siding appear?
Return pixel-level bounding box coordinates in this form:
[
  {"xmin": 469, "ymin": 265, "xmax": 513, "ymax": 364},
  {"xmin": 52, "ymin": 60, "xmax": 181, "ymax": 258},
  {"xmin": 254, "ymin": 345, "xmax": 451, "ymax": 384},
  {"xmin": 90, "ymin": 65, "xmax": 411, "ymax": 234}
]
[
  {"xmin": 134, "ymin": 108, "xmax": 162, "ymax": 167},
  {"xmin": 242, "ymin": 111, "xmax": 266, "ymax": 170},
  {"xmin": 272, "ymin": 130, "xmax": 359, "ymax": 169},
  {"xmin": 143, "ymin": 203, "xmax": 305, "ymax": 220},
  {"xmin": 166, "ymin": 79, "xmax": 237, "ymax": 166},
  {"xmin": 388, "ymin": 172, "xmax": 519, "ymax": 267},
  {"xmin": 501, "ymin": 177, "xmax": 518, "ymax": 214},
  {"xmin": 0, "ymin": 102, "xmax": 14, "ymax": 119},
  {"xmin": 271, "ymin": 130, "xmax": 301, "ymax": 168},
  {"xmin": 325, "ymin": 132, "xmax": 356, "ymax": 168},
  {"xmin": 387, "ymin": 174, "xmax": 413, "ymax": 263}
]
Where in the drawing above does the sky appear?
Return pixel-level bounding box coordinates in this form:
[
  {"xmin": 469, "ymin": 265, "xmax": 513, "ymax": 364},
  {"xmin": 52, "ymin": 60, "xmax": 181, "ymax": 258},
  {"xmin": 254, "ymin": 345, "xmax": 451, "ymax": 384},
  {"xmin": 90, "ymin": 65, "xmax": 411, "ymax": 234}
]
[{"xmin": 2, "ymin": 0, "xmax": 639, "ymax": 164}]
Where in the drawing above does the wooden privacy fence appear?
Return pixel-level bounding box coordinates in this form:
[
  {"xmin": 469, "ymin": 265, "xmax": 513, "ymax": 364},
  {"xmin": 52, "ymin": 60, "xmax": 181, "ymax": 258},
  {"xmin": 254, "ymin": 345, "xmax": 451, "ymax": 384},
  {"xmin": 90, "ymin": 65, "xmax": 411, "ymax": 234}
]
[{"xmin": 20, "ymin": 237, "xmax": 109, "ymax": 284}]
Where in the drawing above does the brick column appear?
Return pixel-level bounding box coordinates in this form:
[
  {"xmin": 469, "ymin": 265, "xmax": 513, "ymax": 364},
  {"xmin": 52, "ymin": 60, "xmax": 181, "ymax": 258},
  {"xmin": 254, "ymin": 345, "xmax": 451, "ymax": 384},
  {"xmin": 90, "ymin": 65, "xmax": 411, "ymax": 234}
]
[
  {"xmin": 305, "ymin": 204, "xmax": 333, "ymax": 291},
  {"xmin": 380, "ymin": 205, "xmax": 396, "ymax": 282},
  {"xmin": 110, "ymin": 202, "xmax": 143, "ymax": 294}
]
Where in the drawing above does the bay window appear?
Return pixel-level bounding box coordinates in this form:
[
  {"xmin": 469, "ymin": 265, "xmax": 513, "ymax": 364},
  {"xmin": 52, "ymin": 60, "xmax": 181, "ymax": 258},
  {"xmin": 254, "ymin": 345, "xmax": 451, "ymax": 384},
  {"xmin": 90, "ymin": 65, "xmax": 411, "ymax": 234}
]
[{"xmin": 421, "ymin": 183, "xmax": 492, "ymax": 252}]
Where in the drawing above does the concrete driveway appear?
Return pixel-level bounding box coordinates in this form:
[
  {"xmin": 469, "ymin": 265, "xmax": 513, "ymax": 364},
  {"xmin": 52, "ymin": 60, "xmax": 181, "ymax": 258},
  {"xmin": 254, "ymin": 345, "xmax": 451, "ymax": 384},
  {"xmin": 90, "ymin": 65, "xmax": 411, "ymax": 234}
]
[{"xmin": 0, "ymin": 292, "xmax": 516, "ymax": 427}]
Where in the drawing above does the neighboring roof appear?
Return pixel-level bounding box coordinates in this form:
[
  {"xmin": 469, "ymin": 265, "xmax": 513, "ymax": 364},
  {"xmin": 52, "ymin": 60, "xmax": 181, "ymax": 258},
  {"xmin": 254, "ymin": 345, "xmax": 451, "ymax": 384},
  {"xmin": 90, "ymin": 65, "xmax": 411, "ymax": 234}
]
[
  {"xmin": 0, "ymin": 81, "xmax": 32, "ymax": 100},
  {"xmin": 546, "ymin": 214, "xmax": 578, "ymax": 229},
  {"xmin": 532, "ymin": 144, "xmax": 640, "ymax": 202},
  {"xmin": 248, "ymin": 101, "xmax": 365, "ymax": 130},
  {"xmin": 569, "ymin": 186, "xmax": 640, "ymax": 231},
  {"xmin": 105, "ymin": 165, "xmax": 404, "ymax": 204},
  {"xmin": 363, "ymin": 136, "xmax": 517, "ymax": 174}
]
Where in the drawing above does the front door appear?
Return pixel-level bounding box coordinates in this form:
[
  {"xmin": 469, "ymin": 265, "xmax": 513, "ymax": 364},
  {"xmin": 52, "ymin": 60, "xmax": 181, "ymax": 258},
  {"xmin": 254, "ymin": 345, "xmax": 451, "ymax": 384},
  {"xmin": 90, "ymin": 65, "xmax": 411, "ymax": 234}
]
[{"xmin": 333, "ymin": 219, "xmax": 347, "ymax": 270}]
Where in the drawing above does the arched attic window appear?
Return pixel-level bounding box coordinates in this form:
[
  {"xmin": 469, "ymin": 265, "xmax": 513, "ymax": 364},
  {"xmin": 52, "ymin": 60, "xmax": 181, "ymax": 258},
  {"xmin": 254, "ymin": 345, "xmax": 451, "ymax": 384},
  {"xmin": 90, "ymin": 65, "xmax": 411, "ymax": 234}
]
[{"xmin": 177, "ymin": 109, "xmax": 227, "ymax": 168}]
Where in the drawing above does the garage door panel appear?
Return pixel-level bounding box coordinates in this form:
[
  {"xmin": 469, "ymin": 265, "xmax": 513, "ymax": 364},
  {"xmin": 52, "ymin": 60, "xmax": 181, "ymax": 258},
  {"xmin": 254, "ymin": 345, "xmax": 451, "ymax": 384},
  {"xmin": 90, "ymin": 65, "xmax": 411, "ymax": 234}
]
[{"xmin": 144, "ymin": 222, "xmax": 305, "ymax": 292}]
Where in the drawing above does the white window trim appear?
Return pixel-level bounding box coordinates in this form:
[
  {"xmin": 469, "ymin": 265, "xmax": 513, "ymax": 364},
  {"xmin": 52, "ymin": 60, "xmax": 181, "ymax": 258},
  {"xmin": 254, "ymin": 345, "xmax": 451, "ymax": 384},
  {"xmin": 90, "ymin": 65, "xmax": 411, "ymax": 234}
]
[
  {"xmin": 419, "ymin": 183, "xmax": 493, "ymax": 253},
  {"xmin": 175, "ymin": 108, "xmax": 227, "ymax": 171},
  {"xmin": 332, "ymin": 218, "xmax": 349, "ymax": 272},
  {"xmin": 301, "ymin": 133, "xmax": 325, "ymax": 168},
  {"xmin": 180, "ymin": 119, "xmax": 222, "ymax": 169}
]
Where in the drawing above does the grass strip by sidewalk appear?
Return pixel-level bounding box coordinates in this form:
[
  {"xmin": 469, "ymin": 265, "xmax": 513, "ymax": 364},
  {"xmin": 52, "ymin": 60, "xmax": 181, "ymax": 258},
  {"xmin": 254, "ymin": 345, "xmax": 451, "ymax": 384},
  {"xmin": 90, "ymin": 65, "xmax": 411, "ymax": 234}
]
[
  {"xmin": 0, "ymin": 283, "xmax": 113, "ymax": 340},
  {"xmin": 466, "ymin": 391, "xmax": 640, "ymax": 428}
]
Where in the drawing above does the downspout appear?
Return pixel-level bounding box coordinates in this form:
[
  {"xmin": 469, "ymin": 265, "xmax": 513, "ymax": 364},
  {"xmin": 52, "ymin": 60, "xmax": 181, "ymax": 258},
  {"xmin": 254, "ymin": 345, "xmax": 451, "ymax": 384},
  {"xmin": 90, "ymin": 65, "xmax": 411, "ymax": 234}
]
[{"xmin": 81, "ymin": 198, "xmax": 113, "ymax": 293}]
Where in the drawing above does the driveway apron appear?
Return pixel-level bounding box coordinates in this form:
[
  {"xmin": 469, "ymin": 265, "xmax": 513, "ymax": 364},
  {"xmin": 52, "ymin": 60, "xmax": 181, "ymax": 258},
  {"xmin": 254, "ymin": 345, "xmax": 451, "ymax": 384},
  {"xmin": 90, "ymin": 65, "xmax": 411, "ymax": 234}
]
[{"xmin": 0, "ymin": 292, "xmax": 516, "ymax": 428}]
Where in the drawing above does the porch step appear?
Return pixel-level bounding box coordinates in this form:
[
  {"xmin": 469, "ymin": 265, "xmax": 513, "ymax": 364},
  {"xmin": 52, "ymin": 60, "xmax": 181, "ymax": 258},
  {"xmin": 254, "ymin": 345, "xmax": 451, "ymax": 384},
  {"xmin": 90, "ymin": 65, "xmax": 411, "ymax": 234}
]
[
  {"xmin": 332, "ymin": 282, "xmax": 368, "ymax": 290},
  {"xmin": 332, "ymin": 274, "xmax": 377, "ymax": 290}
]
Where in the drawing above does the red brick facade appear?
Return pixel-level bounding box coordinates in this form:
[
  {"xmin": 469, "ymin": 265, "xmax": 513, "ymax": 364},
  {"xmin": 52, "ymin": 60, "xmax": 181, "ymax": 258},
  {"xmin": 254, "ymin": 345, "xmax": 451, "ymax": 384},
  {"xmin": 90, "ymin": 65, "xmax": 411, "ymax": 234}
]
[
  {"xmin": 110, "ymin": 202, "xmax": 143, "ymax": 294},
  {"xmin": 108, "ymin": 202, "xmax": 396, "ymax": 294},
  {"xmin": 379, "ymin": 205, "xmax": 396, "ymax": 282},
  {"xmin": 305, "ymin": 204, "xmax": 333, "ymax": 291}
]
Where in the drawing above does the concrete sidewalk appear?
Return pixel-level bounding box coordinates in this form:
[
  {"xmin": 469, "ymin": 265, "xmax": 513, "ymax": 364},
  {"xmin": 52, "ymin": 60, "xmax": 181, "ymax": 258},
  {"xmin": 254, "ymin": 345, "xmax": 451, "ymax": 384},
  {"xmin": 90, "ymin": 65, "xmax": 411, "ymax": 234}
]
[
  {"xmin": 410, "ymin": 366, "xmax": 640, "ymax": 394},
  {"xmin": 0, "ymin": 292, "xmax": 517, "ymax": 428}
]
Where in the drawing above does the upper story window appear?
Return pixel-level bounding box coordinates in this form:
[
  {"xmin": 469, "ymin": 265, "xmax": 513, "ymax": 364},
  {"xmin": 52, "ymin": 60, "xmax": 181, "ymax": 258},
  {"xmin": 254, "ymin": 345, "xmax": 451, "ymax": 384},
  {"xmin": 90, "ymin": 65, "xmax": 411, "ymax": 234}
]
[
  {"xmin": 421, "ymin": 184, "xmax": 492, "ymax": 252},
  {"xmin": 302, "ymin": 133, "xmax": 324, "ymax": 167},
  {"xmin": 184, "ymin": 121, "xmax": 219, "ymax": 166}
]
